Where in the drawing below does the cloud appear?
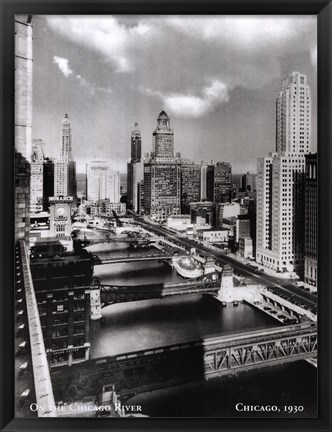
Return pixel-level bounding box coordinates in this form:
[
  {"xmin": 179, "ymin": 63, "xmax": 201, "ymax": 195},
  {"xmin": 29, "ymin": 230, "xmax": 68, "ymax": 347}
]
[
  {"xmin": 53, "ymin": 56, "xmax": 73, "ymax": 77},
  {"xmin": 52, "ymin": 55, "xmax": 112, "ymax": 95},
  {"xmin": 76, "ymin": 74, "xmax": 112, "ymax": 95},
  {"xmin": 48, "ymin": 15, "xmax": 316, "ymax": 116},
  {"xmin": 47, "ymin": 16, "xmax": 153, "ymax": 73},
  {"xmin": 139, "ymin": 80, "xmax": 229, "ymax": 118},
  {"xmin": 164, "ymin": 16, "xmax": 306, "ymax": 48},
  {"xmin": 161, "ymin": 80, "xmax": 229, "ymax": 118},
  {"xmin": 47, "ymin": 16, "xmax": 316, "ymax": 88}
]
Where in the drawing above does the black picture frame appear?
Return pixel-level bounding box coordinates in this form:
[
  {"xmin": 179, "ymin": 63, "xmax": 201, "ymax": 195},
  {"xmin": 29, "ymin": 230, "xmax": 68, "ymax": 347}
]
[{"xmin": 1, "ymin": 0, "xmax": 331, "ymax": 431}]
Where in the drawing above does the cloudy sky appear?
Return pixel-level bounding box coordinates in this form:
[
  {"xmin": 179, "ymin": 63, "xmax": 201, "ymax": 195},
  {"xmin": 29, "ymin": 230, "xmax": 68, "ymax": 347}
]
[{"xmin": 31, "ymin": 15, "xmax": 317, "ymax": 173}]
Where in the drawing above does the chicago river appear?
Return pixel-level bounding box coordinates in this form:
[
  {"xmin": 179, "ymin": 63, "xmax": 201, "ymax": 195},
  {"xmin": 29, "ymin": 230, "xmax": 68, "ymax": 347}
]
[{"xmin": 86, "ymin": 241, "xmax": 317, "ymax": 418}]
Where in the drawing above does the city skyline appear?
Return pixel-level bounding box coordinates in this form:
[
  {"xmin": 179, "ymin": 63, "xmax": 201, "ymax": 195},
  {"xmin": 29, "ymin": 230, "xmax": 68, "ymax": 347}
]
[
  {"xmin": 13, "ymin": 14, "xmax": 319, "ymax": 419},
  {"xmin": 31, "ymin": 15, "xmax": 317, "ymax": 173}
]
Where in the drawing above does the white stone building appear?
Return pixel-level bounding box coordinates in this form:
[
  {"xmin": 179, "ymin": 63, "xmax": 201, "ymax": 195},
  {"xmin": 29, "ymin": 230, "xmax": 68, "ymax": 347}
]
[{"xmin": 256, "ymin": 72, "xmax": 311, "ymax": 274}]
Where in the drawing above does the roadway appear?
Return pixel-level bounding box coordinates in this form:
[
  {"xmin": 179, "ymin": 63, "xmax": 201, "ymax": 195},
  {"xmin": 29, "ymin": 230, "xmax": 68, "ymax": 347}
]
[{"xmin": 129, "ymin": 214, "xmax": 317, "ymax": 313}]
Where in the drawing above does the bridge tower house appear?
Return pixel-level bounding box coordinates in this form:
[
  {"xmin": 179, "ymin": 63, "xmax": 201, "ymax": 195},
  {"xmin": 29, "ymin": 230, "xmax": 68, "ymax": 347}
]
[
  {"xmin": 217, "ymin": 264, "xmax": 234, "ymax": 303},
  {"xmin": 90, "ymin": 277, "xmax": 102, "ymax": 320}
]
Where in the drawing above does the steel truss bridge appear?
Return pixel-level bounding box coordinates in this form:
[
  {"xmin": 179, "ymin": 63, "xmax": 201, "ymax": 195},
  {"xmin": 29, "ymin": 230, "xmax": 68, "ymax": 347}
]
[
  {"xmin": 84, "ymin": 237, "xmax": 152, "ymax": 245},
  {"xmin": 51, "ymin": 323, "xmax": 317, "ymax": 400},
  {"xmin": 99, "ymin": 274, "xmax": 220, "ymax": 306},
  {"xmin": 95, "ymin": 253, "xmax": 178, "ymax": 265}
]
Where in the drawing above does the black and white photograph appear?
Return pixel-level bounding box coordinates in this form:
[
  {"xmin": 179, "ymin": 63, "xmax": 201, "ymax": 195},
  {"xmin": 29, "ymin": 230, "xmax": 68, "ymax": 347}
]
[{"xmin": 14, "ymin": 14, "xmax": 318, "ymax": 419}]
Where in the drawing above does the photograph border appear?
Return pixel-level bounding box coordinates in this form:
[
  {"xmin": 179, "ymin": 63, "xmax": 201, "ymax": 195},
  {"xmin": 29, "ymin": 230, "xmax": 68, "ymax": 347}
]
[{"xmin": 1, "ymin": 0, "xmax": 331, "ymax": 431}]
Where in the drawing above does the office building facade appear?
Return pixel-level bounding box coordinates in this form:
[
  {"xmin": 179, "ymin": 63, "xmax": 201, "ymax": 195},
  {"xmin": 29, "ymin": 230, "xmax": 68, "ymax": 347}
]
[
  {"xmin": 144, "ymin": 155, "xmax": 181, "ymax": 221},
  {"xmin": 127, "ymin": 123, "xmax": 143, "ymax": 212},
  {"xmin": 206, "ymin": 162, "xmax": 232, "ymax": 204},
  {"xmin": 241, "ymin": 172, "xmax": 257, "ymax": 192},
  {"xmin": 200, "ymin": 161, "xmax": 209, "ymax": 201},
  {"xmin": 29, "ymin": 250, "xmax": 95, "ymax": 367},
  {"xmin": 256, "ymin": 72, "xmax": 311, "ymax": 274},
  {"xmin": 43, "ymin": 158, "xmax": 55, "ymax": 211},
  {"xmin": 181, "ymin": 162, "xmax": 200, "ymax": 214},
  {"xmin": 152, "ymin": 111, "xmax": 174, "ymax": 158},
  {"xmin": 144, "ymin": 112, "xmax": 181, "ymax": 221},
  {"xmin": 304, "ymin": 153, "xmax": 317, "ymax": 286},
  {"xmin": 54, "ymin": 114, "xmax": 77, "ymax": 204},
  {"xmin": 86, "ymin": 159, "xmax": 120, "ymax": 203},
  {"xmin": 15, "ymin": 15, "xmax": 33, "ymax": 242},
  {"xmin": 30, "ymin": 139, "xmax": 46, "ymax": 212},
  {"xmin": 131, "ymin": 122, "xmax": 142, "ymax": 162}
]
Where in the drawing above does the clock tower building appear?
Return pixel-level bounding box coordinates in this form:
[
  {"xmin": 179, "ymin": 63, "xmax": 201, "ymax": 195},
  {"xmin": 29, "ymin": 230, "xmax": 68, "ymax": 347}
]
[{"xmin": 49, "ymin": 196, "xmax": 73, "ymax": 238}]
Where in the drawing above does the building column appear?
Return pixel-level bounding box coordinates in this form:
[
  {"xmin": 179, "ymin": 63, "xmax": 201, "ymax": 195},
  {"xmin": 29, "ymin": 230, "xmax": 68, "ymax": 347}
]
[
  {"xmin": 84, "ymin": 290, "xmax": 90, "ymax": 343},
  {"xmin": 46, "ymin": 293, "xmax": 53, "ymax": 350},
  {"xmin": 84, "ymin": 290, "xmax": 91, "ymax": 361},
  {"xmin": 67, "ymin": 291, "xmax": 74, "ymax": 367},
  {"xmin": 46, "ymin": 293, "xmax": 53, "ymax": 367}
]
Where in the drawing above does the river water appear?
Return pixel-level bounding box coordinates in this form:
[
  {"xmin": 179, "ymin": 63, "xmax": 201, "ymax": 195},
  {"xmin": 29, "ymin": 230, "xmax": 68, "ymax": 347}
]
[{"xmin": 87, "ymin": 242, "xmax": 317, "ymax": 418}]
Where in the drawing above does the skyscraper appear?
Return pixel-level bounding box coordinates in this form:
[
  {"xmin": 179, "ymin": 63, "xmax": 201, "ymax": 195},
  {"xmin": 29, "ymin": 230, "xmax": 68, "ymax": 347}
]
[
  {"xmin": 15, "ymin": 15, "xmax": 33, "ymax": 242},
  {"xmin": 200, "ymin": 161, "xmax": 209, "ymax": 201},
  {"xmin": 131, "ymin": 122, "xmax": 142, "ymax": 162},
  {"xmin": 60, "ymin": 113, "xmax": 73, "ymax": 161},
  {"xmin": 86, "ymin": 159, "xmax": 120, "ymax": 203},
  {"xmin": 127, "ymin": 123, "xmax": 143, "ymax": 212},
  {"xmin": 43, "ymin": 158, "xmax": 54, "ymax": 211},
  {"xmin": 206, "ymin": 162, "xmax": 232, "ymax": 203},
  {"xmin": 304, "ymin": 153, "xmax": 317, "ymax": 286},
  {"xmin": 54, "ymin": 114, "xmax": 77, "ymax": 203},
  {"xmin": 181, "ymin": 161, "xmax": 200, "ymax": 214},
  {"xmin": 30, "ymin": 139, "xmax": 45, "ymax": 212},
  {"xmin": 15, "ymin": 15, "xmax": 33, "ymax": 162},
  {"xmin": 152, "ymin": 111, "xmax": 174, "ymax": 157},
  {"xmin": 276, "ymin": 72, "xmax": 311, "ymax": 154},
  {"xmin": 144, "ymin": 156, "xmax": 181, "ymax": 221},
  {"xmin": 144, "ymin": 111, "xmax": 181, "ymax": 221},
  {"xmin": 256, "ymin": 72, "xmax": 311, "ymax": 274},
  {"xmin": 241, "ymin": 172, "xmax": 257, "ymax": 192}
]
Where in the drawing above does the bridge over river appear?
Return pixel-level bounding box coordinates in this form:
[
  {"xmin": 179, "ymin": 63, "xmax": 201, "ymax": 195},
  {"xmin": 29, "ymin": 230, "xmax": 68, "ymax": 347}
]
[
  {"xmin": 51, "ymin": 323, "xmax": 317, "ymax": 401},
  {"xmin": 99, "ymin": 274, "xmax": 220, "ymax": 306},
  {"xmin": 94, "ymin": 252, "xmax": 182, "ymax": 265}
]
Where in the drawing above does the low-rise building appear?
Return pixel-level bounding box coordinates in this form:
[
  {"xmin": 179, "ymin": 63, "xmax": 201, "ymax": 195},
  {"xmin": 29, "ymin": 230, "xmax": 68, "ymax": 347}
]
[
  {"xmin": 217, "ymin": 202, "xmax": 240, "ymax": 228},
  {"xmin": 29, "ymin": 247, "xmax": 95, "ymax": 368},
  {"xmin": 86, "ymin": 200, "xmax": 126, "ymax": 217},
  {"xmin": 167, "ymin": 215, "xmax": 192, "ymax": 232},
  {"xmin": 238, "ymin": 237, "xmax": 253, "ymax": 259},
  {"xmin": 190, "ymin": 201, "xmax": 215, "ymax": 226},
  {"xmin": 197, "ymin": 229, "xmax": 228, "ymax": 244}
]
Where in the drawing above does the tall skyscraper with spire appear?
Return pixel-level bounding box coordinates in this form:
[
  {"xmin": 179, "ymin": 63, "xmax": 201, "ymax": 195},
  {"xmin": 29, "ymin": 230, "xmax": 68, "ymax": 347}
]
[
  {"xmin": 60, "ymin": 113, "xmax": 73, "ymax": 161},
  {"xmin": 131, "ymin": 122, "xmax": 142, "ymax": 162},
  {"xmin": 256, "ymin": 72, "xmax": 311, "ymax": 275},
  {"xmin": 144, "ymin": 111, "xmax": 181, "ymax": 221},
  {"xmin": 152, "ymin": 111, "xmax": 174, "ymax": 157},
  {"xmin": 54, "ymin": 114, "xmax": 77, "ymax": 204},
  {"xmin": 127, "ymin": 123, "xmax": 143, "ymax": 212}
]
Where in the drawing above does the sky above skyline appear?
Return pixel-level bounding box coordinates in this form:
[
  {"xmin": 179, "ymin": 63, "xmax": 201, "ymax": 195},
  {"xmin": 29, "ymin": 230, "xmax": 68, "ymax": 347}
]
[{"xmin": 31, "ymin": 15, "xmax": 317, "ymax": 173}]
